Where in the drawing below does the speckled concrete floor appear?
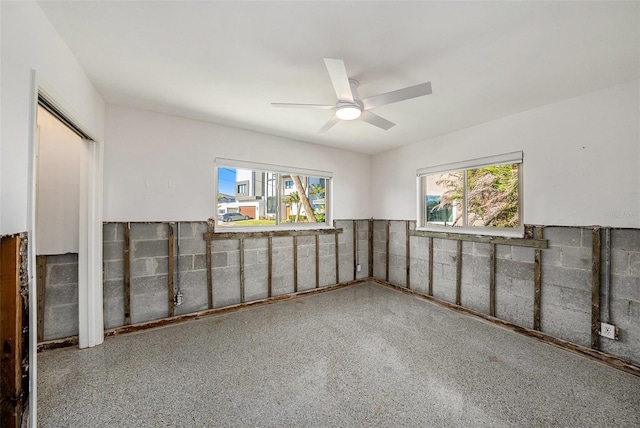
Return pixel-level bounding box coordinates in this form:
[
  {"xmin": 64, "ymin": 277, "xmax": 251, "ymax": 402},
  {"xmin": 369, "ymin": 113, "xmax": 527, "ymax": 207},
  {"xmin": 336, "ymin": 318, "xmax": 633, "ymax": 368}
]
[{"xmin": 38, "ymin": 282, "xmax": 640, "ymax": 427}]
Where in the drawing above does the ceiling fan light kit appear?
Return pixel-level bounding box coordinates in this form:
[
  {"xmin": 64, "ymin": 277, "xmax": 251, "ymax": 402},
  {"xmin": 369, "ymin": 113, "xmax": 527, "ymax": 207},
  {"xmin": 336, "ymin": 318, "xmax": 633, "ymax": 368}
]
[
  {"xmin": 271, "ymin": 58, "xmax": 432, "ymax": 132},
  {"xmin": 335, "ymin": 105, "xmax": 362, "ymax": 120}
]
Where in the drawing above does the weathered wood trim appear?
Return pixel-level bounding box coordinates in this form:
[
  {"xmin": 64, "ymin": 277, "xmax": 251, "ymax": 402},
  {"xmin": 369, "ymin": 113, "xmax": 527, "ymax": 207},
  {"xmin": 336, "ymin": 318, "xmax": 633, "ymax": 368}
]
[
  {"xmin": 335, "ymin": 231, "xmax": 340, "ymax": 284},
  {"xmin": 293, "ymin": 236, "xmax": 298, "ymax": 293},
  {"xmin": 385, "ymin": 220, "xmax": 390, "ymax": 282},
  {"xmin": 591, "ymin": 227, "xmax": 601, "ymax": 350},
  {"xmin": 37, "ymin": 336, "xmax": 79, "ymax": 352},
  {"xmin": 456, "ymin": 240, "xmax": 462, "ymax": 305},
  {"xmin": 410, "ymin": 229, "xmax": 547, "ymax": 249},
  {"xmin": 123, "ymin": 222, "xmax": 131, "ymax": 325},
  {"xmin": 533, "ymin": 226, "xmax": 543, "ymax": 331},
  {"xmin": 368, "ymin": 219, "xmax": 374, "ymax": 277},
  {"xmin": 36, "ymin": 255, "xmax": 47, "ymax": 342},
  {"xmin": 353, "ymin": 220, "xmax": 357, "ymax": 281},
  {"xmin": 204, "ymin": 228, "xmax": 343, "ymax": 240},
  {"xmin": 489, "ymin": 243, "xmax": 496, "ymax": 317},
  {"xmin": 239, "ymin": 238, "xmax": 245, "ymax": 304},
  {"xmin": 0, "ymin": 235, "xmax": 24, "ymax": 427},
  {"xmin": 206, "ymin": 240, "xmax": 213, "ymax": 309},
  {"xmin": 374, "ymin": 278, "xmax": 640, "ymax": 378},
  {"xmin": 406, "ymin": 221, "xmax": 411, "ymax": 289},
  {"xmin": 168, "ymin": 223, "xmax": 175, "ymax": 317},
  {"xmin": 268, "ymin": 237, "xmax": 273, "ymax": 297},
  {"xmin": 428, "ymin": 237, "xmax": 434, "ymax": 296},
  {"xmin": 314, "ymin": 235, "xmax": 319, "ymax": 289}
]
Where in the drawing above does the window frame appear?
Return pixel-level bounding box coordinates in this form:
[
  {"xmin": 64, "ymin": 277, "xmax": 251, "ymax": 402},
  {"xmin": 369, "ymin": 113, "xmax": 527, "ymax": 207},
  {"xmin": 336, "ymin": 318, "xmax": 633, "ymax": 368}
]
[
  {"xmin": 214, "ymin": 158, "xmax": 333, "ymax": 232},
  {"xmin": 416, "ymin": 151, "xmax": 524, "ymax": 237}
]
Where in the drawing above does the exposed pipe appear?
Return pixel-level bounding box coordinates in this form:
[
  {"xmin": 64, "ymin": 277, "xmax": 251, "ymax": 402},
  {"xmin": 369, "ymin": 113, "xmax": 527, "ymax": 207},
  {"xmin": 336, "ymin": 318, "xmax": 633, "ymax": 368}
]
[
  {"xmin": 176, "ymin": 222, "xmax": 181, "ymax": 293},
  {"xmin": 603, "ymin": 228, "xmax": 611, "ymax": 323}
]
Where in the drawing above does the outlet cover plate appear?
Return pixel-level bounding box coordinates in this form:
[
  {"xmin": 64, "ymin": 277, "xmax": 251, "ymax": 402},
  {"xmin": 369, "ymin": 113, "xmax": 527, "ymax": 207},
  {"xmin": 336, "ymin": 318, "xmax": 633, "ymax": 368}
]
[{"xmin": 599, "ymin": 322, "xmax": 619, "ymax": 340}]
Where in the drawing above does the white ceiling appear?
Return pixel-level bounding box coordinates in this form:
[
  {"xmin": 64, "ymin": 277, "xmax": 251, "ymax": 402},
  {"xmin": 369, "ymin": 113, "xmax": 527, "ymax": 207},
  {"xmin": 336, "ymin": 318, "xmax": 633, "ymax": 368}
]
[{"xmin": 38, "ymin": 1, "xmax": 640, "ymax": 155}]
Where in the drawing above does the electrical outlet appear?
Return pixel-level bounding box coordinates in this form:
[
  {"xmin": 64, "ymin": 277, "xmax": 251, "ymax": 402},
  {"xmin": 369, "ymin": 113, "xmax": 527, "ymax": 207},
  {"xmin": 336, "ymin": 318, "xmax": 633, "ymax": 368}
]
[
  {"xmin": 356, "ymin": 264, "xmax": 362, "ymax": 272},
  {"xmin": 599, "ymin": 322, "xmax": 618, "ymax": 340},
  {"xmin": 174, "ymin": 291, "xmax": 183, "ymax": 306}
]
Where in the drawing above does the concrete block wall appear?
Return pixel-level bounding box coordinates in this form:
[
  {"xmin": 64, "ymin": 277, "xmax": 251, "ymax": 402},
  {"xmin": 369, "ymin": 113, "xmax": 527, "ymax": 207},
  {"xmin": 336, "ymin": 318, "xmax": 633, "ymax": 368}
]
[
  {"xmin": 43, "ymin": 218, "xmax": 640, "ymax": 368},
  {"xmin": 380, "ymin": 220, "xmax": 640, "ymax": 366},
  {"xmin": 43, "ymin": 253, "xmax": 78, "ymax": 340}
]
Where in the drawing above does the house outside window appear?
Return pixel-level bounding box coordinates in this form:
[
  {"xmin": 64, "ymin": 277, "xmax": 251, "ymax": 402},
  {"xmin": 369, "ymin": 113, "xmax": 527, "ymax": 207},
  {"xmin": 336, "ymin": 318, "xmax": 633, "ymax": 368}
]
[
  {"xmin": 417, "ymin": 151, "xmax": 523, "ymax": 237},
  {"xmin": 216, "ymin": 158, "xmax": 332, "ymax": 229}
]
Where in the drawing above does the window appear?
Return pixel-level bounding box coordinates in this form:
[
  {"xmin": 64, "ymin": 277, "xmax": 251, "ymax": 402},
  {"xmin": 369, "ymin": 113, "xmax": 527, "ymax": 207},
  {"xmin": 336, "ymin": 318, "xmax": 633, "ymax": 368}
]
[
  {"xmin": 417, "ymin": 151, "xmax": 523, "ymax": 236},
  {"xmin": 216, "ymin": 158, "xmax": 332, "ymax": 229}
]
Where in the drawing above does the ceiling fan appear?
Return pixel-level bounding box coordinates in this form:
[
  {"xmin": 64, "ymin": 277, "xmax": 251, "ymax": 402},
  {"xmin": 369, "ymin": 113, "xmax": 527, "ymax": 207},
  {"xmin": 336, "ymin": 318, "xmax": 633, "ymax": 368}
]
[{"xmin": 272, "ymin": 58, "xmax": 432, "ymax": 132}]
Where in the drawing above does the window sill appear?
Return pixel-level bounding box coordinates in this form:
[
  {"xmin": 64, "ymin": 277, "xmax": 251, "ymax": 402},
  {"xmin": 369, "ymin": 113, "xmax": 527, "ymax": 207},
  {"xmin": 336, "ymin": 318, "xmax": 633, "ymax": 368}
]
[
  {"xmin": 417, "ymin": 225, "xmax": 524, "ymax": 238},
  {"xmin": 204, "ymin": 224, "xmax": 339, "ymax": 240},
  {"xmin": 412, "ymin": 226, "xmax": 547, "ymax": 249}
]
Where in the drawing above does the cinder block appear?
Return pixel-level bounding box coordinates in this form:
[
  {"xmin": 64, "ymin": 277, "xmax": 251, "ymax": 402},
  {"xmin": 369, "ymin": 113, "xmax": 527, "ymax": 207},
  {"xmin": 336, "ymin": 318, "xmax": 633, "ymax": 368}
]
[
  {"xmin": 131, "ymin": 275, "xmax": 168, "ymax": 295},
  {"xmin": 47, "ymin": 253, "xmax": 78, "ymax": 264},
  {"xmin": 560, "ymin": 245, "xmax": 592, "ymax": 270},
  {"xmin": 104, "ymin": 260, "xmax": 124, "ymax": 281},
  {"xmin": 212, "ymin": 240, "xmax": 239, "ymax": 252},
  {"xmin": 461, "ymin": 279, "xmax": 489, "ymax": 315},
  {"xmin": 212, "ymin": 252, "xmax": 228, "ymax": 268},
  {"xmin": 130, "ymin": 223, "xmax": 169, "ymax": 240},
  {"xmin": 179, "ymin": 221, "xmax": 208, "ymax": 238},
  {"xmin": 45, "ymin": 281, "xmax": 78, "ymax": 306},
  {"xmin": 432, "ymin": 274, "xmax": 456, "ymax": 304},
  {"xmin": 511, "ymin": 246, "xmax": 535, "ymax": 263},
  {"xmin": 178, "ymin": 238, "xmax": 206, "ymax": 255},
  {"xmin": 611, "ymin": 249, "xmax": 630, "ymax": 276},
  {"xmin": 541, "ymin": 246, "xmax": 562, "ymax": 267},
  {"xmin": 44, "ymin": 303, "xmax": 79, "ymax": 340},
  {"xmin": 213, "ymin": 266, "xmax": 241, "ymax": 307},
  {"xmin": 103, "ymin": 296, "xmax": 125, "ymax": 329},
  {"xmin": 410, "ymin": 237, "xmax": 429, "ymax": 261},
  {"xmin": 409, "ymin": 260, "xmax": 429, "ymax": 295},
  {"xmin": 132, "ymin": 239, "xmax": 169, "ymax": 258},
  {"xmin": 243, "ymin": 238, "xmax": 268, "ymax": 250},
  {"xmin": 273, "ymin": 236, "xmax": 293, "ymax": 248},
  {"xmin": 130, "ymin": 291, "xmax": 168, "ymax": 324},
  {"xmin": 495, "ymin": 246, "xmax": 511, "ymax": 260},
  {"xmin": 545, "ymin": 227, "xmax": 583, "ymax": 248},
  {"xmin": 611, "ymin": 229, "xmax": 640, "ymax": 252},
  {"xmin": 47, "ymin": 262, "xmax": 78, "ymax": 285},
  {"xmin": 178, "ymin": 255, "xmax": 195, "ymax": 272},
  {"xmin": 103, "ymin": 279, "xmax": 124, "ymax": 299},
  {"xmin": 542, "ymin": 265, "xmax": 591, "ymax": 291},
  {"xmin": 131, "ymin": 257, "xmax": 168, "ymax": 278},
  {"xmin": 103, "ymin": 222, "xmax": 119, "ymax": 242},
  {"xmin": 495, "ymin": 259, "xmax": 534, "ymax": 282},
  {"xmin": 610, "ymin": 274, "xmax": 640, "ymax": 302},
  {"xmin": 178, "ymin": 270, "xmax": 207, "ymax": 289},
  {"xmin": 103, "ymin": 241, "xmax": 124, "ymax": 261}
]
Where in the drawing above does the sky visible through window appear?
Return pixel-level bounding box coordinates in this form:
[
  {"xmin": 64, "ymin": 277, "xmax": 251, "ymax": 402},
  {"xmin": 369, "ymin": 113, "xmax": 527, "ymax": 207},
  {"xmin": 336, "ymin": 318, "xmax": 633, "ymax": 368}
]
[{"xmin": 218, "ymin": 168, "xmax": 236, "ymax": 195}]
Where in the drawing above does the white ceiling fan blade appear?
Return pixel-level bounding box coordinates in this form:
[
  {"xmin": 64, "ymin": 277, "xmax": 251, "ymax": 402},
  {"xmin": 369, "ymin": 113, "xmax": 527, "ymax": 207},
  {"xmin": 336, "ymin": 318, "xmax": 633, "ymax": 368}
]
[
  {"xmin": 324, "ymin": 58, "xmax": 354, "ymax": 103},
  {"xmin": 360, "ymin": 111, "xmax": 396, "ymax": 130},
  {"xmin": 318, "ymin": 115, "xmax": 340, "ymax": 133},
  {"xmin": 271, "ymin": 103, "xmax": 335, "ymax": 109},
  {"xmin": 361, "ymin": 82, "xmax": 432, "ymax": 110}
]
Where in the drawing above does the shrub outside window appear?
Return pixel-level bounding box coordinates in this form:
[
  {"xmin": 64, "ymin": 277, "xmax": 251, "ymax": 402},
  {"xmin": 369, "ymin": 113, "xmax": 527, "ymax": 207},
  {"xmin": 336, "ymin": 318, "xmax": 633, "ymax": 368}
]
[
  {"xmin": 417, "ymin": 152, "xmax": 523, "ymax": 236},
  {"xmin": 216, "ymin": 158, "xmax": 331, "ymax": 229}
]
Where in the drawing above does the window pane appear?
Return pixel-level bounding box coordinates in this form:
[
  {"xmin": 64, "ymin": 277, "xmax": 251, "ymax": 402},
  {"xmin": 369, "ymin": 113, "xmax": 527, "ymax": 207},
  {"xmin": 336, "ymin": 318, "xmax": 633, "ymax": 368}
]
[
  {"xmin": 281, "ymin": 175, "xmax": 326, "ymax": 224},
  {"xmin": 466, "ymin": 163, "xmax": 519, "ymax": 227},
  {"xmin": 425, "ymin": 171, "xmax": 463, "ymax": 226},
  {"xmin": 217, "ymin": 163, "xmax": 330, "ymax": 229}
]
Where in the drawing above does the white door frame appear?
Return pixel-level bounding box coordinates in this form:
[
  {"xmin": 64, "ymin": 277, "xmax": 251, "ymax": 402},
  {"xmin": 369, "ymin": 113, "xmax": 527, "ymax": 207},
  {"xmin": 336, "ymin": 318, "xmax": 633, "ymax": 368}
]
[{"xmin": 28, "ymin": 70, "xmax": 104, "ymax": 425}]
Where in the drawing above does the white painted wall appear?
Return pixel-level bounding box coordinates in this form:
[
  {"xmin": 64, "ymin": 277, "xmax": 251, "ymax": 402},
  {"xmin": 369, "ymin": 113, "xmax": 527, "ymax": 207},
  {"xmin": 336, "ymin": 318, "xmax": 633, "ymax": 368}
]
[
  {"xmin": 104, "ymin": 105, "xmax": 371, "ymax": 221},
  {"xmin": 0, "ymin": 1, "xmax": 105, "ymax": 235},
  {"xmin": 36, "ymin": 106, "xmax": 81, "ymax": 254},
  {"xmin": 371, "ymin": 80, "xmax": 640, "ymax": 228}
]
